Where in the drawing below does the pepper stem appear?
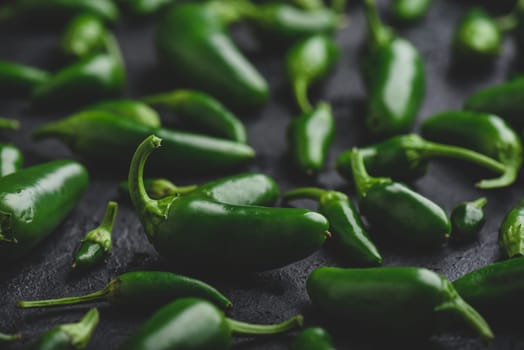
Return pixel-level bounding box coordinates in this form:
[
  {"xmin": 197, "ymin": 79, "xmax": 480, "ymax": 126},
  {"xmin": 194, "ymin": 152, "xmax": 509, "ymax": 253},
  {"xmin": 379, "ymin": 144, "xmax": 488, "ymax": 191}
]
[
  {"xmin": 282, "ymin": 187, "xmax": 326, "ymax": 202},
  {"xmin": 60, "ymin": 308, "xmax": 100, "ymax": 349},
  {"xmin": 227, "ymin": 315, "xmax": 303, "ymax": 336},
  {"xmin": 0, "ymin": 117, "xmax": 20, "ymax": 130},
  {"xmin": 471, "ymin": 197, "xmax": 488, "ymax": 209},
  {"xmin": 293, "ymin": 78, "xmax": 312, "ymax": 113},
  {"xmin": 98, "ymin": 201, "xmax": 118, "ymax": 233},
  {"xmin": 140, "ymin": 90, "xmax": 185, "ymax": 106},
  {"xmin": 475, "ymin": 167, "xmax": 519, "ymax": 189},
  {"xmin": 349, "ymin": 148, "xmax": 389, "ymax": 198},
  {"xmin": 363, "ymin": 0, "xmax": 393, "ymax": 47},
  {"xmin": 17, "ymin": 286, "xmax": 110, "ymax": 309},
  {"xmin": 0, "ymin": 332, "xmax": 21, "ymax": 343}
]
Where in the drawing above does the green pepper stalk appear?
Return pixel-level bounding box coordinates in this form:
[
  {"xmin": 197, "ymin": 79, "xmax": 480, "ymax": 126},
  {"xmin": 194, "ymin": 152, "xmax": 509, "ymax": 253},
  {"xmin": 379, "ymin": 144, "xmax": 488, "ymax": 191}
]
[
  {"xmin": 499, "ymin": 199, "xmax": 524, "ymax": 258},
  {"xmin": 308, "ymin": 267, "xmax": 494, "ymax": 342},
  {"xmin": 0, "ymin": 144, "xmax": 23, "ymax": 177},
  {"xmin": 283, "ymin": 187, "xmax": 382, "ymax": 266},
  {"xmin": 392, "ymin": 0, "xmax": 432, "ymax": 23},
  {"xmin": 0, "ymin": 60, "xmax": 50, "ymax": 95},
  {"xmin": 290, "ymin": 327, "xmax": 335, "ymax": 350},
  {"xmin": 32, "ymin": 308, "xmax": 99, "ymax": 350},
  {"xmin": 349, "ymin": 148, "xmax": 450, "ymax": 248},
  {"xmin": 0, "ymin": 117, "xmax": 20, "ymax": 130},
  {"xmin": 84, "ymin": 99, "xmax": 161, "ymax": 128},
  {"xmin": 362, "ymin": 0, "xmax": 425, "ymax": 138},
  {"xmin": 17, "ymin": 271, "xmax": 232, "ymax": 310},
  {"xmin": 336, "ymin": 134, "xmax": 506, "ymax": 184},
  {"xmin": 451, "ymin": 197, "xmax": 487, "ymax": 244},
  {"xmin": 128, "ymin": 135, "xmax": 329, "ymax": 271},
  {"xmin": 72, "ymin": 201, "xmax": 118, "ymax": 270},
  {"xmin": 141, "ymin": 89, "xmax": 247, "ymax": 143},
  {"xmin": 119, "ymin": 179, "xmax": 197, "ymax": 200},
  {"xmin": 0, "ymin": 332, "xmax": 21, "ymax": 344},
  {"xmin": 421, "ymin": 111, "xmax": 523, "ymax": 189},
  {"xmin": 61, "ymin": 13, "xmax": 107, "ymax": 59},
  {"xmin": 119, "ymin": 298, "xmax": 303, "ymax": 350}
]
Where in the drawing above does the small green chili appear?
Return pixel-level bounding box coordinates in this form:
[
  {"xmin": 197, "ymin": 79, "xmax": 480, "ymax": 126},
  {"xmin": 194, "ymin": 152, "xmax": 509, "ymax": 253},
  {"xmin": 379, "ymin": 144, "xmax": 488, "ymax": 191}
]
[{"xmin": 0, "ymin": 60, "xmax": 50, "ymax": 95}]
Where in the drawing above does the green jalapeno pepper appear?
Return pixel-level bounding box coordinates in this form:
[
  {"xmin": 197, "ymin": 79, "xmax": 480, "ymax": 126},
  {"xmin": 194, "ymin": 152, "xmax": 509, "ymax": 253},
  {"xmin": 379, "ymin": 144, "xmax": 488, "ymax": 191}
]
[
  {"xmin": 0, "ymin": 160, "xmax": 88, "ymax": 260},
  {"xmin": 349, "ymin": 148, "xmax": 450, "ymax": 248},
  {"xmin": 155, "ymin": 2, "xmax": 268, "ymax": 109},
  {"xmin": 0, "ymin": 60, "xmax": 50, "ymax": 95},
  {"xmin": 290, "ymin": 327, "xmax": 335, "ymax": 350},
  {"xmin": 307, "ymin": 266, "xmax": 494, "ymax": 342},
  {"xmin": 451, "ymin": 197, "xmax": 487, "ymax": 243},
  {"xmin": 421, "ymin": 111, "xmax": 522, "ymax": 189},
  {"xmin": 362, "ymin": 0, "xmax": 425, "ymax": 138},
  {"xmin": 72, "ymin": 201, "xmax": 118, "ymax": 270},
  {"xmin": 283, "ymin": 187, "xmax": 382, "ymax": 266},
  {"xmin": 33, "ymin": 308, "xmax": 99, "ymax": 350},
  {"xmin": 0, "ymin": 332, "xmax": 20, "ymax": 344},
  {"xmin": 61, "ymin": 13, "xmax": 106, "ymax": 59},
  {"xmin": 0, "ymin": 144, "xmax": 23, "ymax": 177},
  {"xmin": 392, "ymin": 0, "xmax": 432, "ymax": 23},
  {"xmin": 18, "ymin": 270, "xmax": 232, "ymax": 310},
  {"xmin": 84, "ymin": 99, "xmax": 161, "ymax": 128},
  {"xmin": 336, "ymin": 134, "xmax": 506, "ymax": 183},
  {"xmin": 141, "ymin": 89, "xmax": 246, "ymax": 143},
  {"xmin": 288, "ymin": 102, "xmax": 335, "ymax": 175},
  {"xmin": 453, "ymin": 257, "xmax": 524, "ymax": 319},
  {"xmin": 32, "ymin": 34, "xmax": 125, "ymax": 110},
  {"xmin": 128, "ymin": 135, "xmax": 328, "ymax": 271},
  {"xmin": 499, "ymin": 199, "xmax": 524, "ymax": 258},
  {"xmin": 119, "ymin": 297, "xmax": 302, "ymax": 350},
  {"xmin": 33, "ymin": 110, "xmax": 254, "ymax": 174}
]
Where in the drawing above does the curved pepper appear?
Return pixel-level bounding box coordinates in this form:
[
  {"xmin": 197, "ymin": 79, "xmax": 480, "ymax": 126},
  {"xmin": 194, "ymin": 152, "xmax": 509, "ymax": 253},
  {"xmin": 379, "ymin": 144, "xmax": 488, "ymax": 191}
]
[
  {"xmin": 288, "ymin": 102, "xmax": 334, "ymax": 175},
  {"xmin": 155, "ymin": 2, "xmax": 268, "ymax": 109},
  {"xmin": 362, "ymin": 0, "xmax": 425, "ymax": 138},
  {"xmin": 32, "ymin": 110, "xmax": 255, "ymax": 174},
  {"xmin": 349, "ymin": 148, "xmax": 450, "ymax": 248},
  {"xmin": 32, "ymin": 34, "xmax": 125, "ymax": 110},
  {"xmin": 0, "ymin": 160, "xmax": 88, "ymax": 260},
  {"xmin": 336, "ymin": 134, "xmax": 506, "ymax": 183},
  {"xmin": 84, "ymin": 99, "xmax": 161, "ymax": 128},
  {"xmin": 18, "ymin": 271, "xmax": 232, "ymax": 310},
  {"xmin": 307, "ymin": 266, "xmax": 493, "ymax": 342},
  {"xmin": 451, "ymin": 197, "xmax": 487, "ymax": 243},
  {"xmin": 0, "ymin": 144, "xmax": 23, "ymax": 177},
  {"xmin": 290, "ymin": 327, "xmax": 335, "ymax": 350},
  {"xmin": 499, "ymin": 199, "xmax": 524, "ymax": 258},
  {"xmin": 141, "ymin": 89, "xmax": 246, "ymax": 143},
  {"xmin": 72, "ymin": 201, "xmax": 118, "ymax": 270},
  {"xmin": 392, "ymin": 0, "xmax": 432, "ymax": 23},
  {"xmin": 0, "ymin": 332, "xmax": 20, "ymax": 344},
  {"xmin": 61, "ymin": 13, "xmax": 106, "ymax": 58},
  {"xmin": 128, "ymin": 135, "xmax": 328, "ymax": 271},
  {"xmin": 283, "ymin": 187, "xmax": 382, "ymax": 266},
  {"xmin": 0, "ymin": 60, "xmax": 50, "ymax": 95},
  {"xmin": 33, "ymin": 308, "xmax": 99, "ymax": 350},
  {"xmin": 119, "ymin": 298, "xmax": 303, "ymax": 350},
  {"xmin": 421, "ymin": 111, "xmax": 522, "ymax": 189}
]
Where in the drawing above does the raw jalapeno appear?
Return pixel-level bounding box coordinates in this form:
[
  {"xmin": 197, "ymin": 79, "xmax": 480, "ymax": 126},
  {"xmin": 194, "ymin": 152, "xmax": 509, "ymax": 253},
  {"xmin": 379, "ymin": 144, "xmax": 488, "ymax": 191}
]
[
  {"xmin": 0, "ymin": 144, "xmax": 23, "ymax": 177},
  {"xmin": 32, "ymin": 110, "xmax": 255, "ymax": 174},
  {"xmin": 72, "ymin": 201, "xmax": 118, "ymax": 270},
  {"xmin": 61, "ymin": 13, "xmax": 106, "ymax": 59},
  {"xmin": 0, "ymin": 60, "xmax": 50, "ymax": 95},
  {"xmin": 421, "ymin": 111, "xmax": 522, "ymax": 189},
  {"xmin": 0, "ymin": 160, "xmax": 88, "ymax": 261},
  {"xmin": 119, "ymin": 298, "xmax": 303, "ymax": 350},
  {"xmin": 128, "ymin": 135, "xmax": 329, "ymax": 271},
  {"xmin": 18, "ymin": 271, "xmax": 232, "ymax": 310},
  {"xmin": 336, "ymin": 134, "xmax": 506, "ymax": 183},
  {"xmin": 349, "ymin": 148, "xmax": 450, "ymax": 248},
  {"xmin": 499, "ymin": 199, "xmax": 524, "ymax": 258},
  {"xmin": 307, "ymin": 266, "xmax": 494, "ymax": 342},
  {"xmin": 141, "ymin": 89, "xmax": 246, "ymax": 143},
  {"xmin": 84, "ymin": 99, "xmax": 161, "ymax": 128},
  {"xmin": 155, "ymin": 2, "xmax": 268, "ymax": 109},
  {"xmin": 283, "ymin": 187, "xmax": 382, "ymax": 266},
  {"xmin": 392, "ymin": 0, "xmax": 432, "ymax": 23},
  {"xmin": 290, "ymin": 327, "xmax": 335, "ymax": 350},
  {"xmin": 362, "ymin": 0, "xmax": 425, "ymax": 138},
  {"xmin": 451, "ymin": 197, "xmax": 487, "ymax": 243},
  {"xmin": 0, "ymin": 332, "xmax": 20, "ymax": 344},
  {"xmin": 32, "ymin": 308, "xmax": 99, "ymax": 350}
]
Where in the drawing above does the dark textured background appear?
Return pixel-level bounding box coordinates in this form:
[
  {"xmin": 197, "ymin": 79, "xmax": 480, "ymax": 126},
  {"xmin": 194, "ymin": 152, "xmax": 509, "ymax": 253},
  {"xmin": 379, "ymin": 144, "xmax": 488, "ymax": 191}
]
[{"xmin": 2, "ymin": 1, "xmax": 524, "ymax": 349}]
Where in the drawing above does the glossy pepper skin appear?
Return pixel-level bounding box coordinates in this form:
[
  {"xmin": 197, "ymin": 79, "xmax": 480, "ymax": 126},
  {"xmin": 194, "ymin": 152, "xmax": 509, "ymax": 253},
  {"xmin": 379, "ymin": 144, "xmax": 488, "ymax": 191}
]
[
  {"xmin": 61, "ymin": 13, "xmax": 106, "ymax": 59},
  {"xmin": 451, "ymin": 197, "xmax": 487, "ymax": 243},
  {"xmin": 84, "ymin": 99, "xmax": 161, "ymax": 128},
  {"xmin": 119, "ymin": 298, "xmax": 303, "ymax": 350},
  {"xmin": 421, "ymin": 111, "xmax": 522, "ymax": 189},
  {"xmin": 336, "ymin": 134, "xmax": 506, "ymax": 184},
  {"xmin": 499, "ymin": 199, "xmax": 524, "ymax": 258},
  {"xmin": 464, "ymin": 77, "xmax": 524, "ymax": 130},
  {"xmin": 283, "ymin": 187, "xmax": 382, "ymax": 266},
  {"xmin": 362, "ymin": 0, "xmax": 425, "ymax": 138},
  {"xmin": 392, "ymin": 0, "xmax": 432, "ymax": 23},
  {"xmin": 156, "ymin": 2, "xmax": 269, "ymax": 109},
  {"xmin": 72, "ymin": 201, "xmax": 118, "ymax": 270},
  {"xmin": 290, "ymin": 327, "xmax": 335, "ymax": 350},
  {"xmin": 0, "ymin": 60, "xmax": 50, "ymax": 95},
  {"xmin": 32, "ymin": 34, "xmax": 125, "ymax": 110},
  {"xmin": 307, "ymin": 267, "xmax": 493, "ymax": 341},
  {"xmin": 288, "ymin": 102, "xmax": 335, "ymax": 175},
  {"xmin": 119, "ymin": 0, "xmax": 173, "ymax": 16},
  {"xmin": 349, "ymin": 148, "xmax": 450, "ymax": 248},
  {"xmin": 128, "ymin": 135, "xmax": 328, "ymax": 271},
  {"xmin": 0, "ymin": 144, "xmax": 23, "ymax": 177},
  {"xmin": 0, "ymin": 160, "xmax": 88, "ymax": 261},
  {"xmin": 33, "ymin": 309, "xmax": 99, "ymax": 350},
  {"xmin": 32, "ymin": 110, "xmax": 255, "ymax": 174},
  {"xmin": 141, "ymin": 89, "xmax": 246, "ymax": 143},
  {"xmin": 0, "ymin": 332, "xmax": 20, "ymax": 344},
  {"xmin": 18, "ymin": 271, "xmax": 232, "ymax": 311}
]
